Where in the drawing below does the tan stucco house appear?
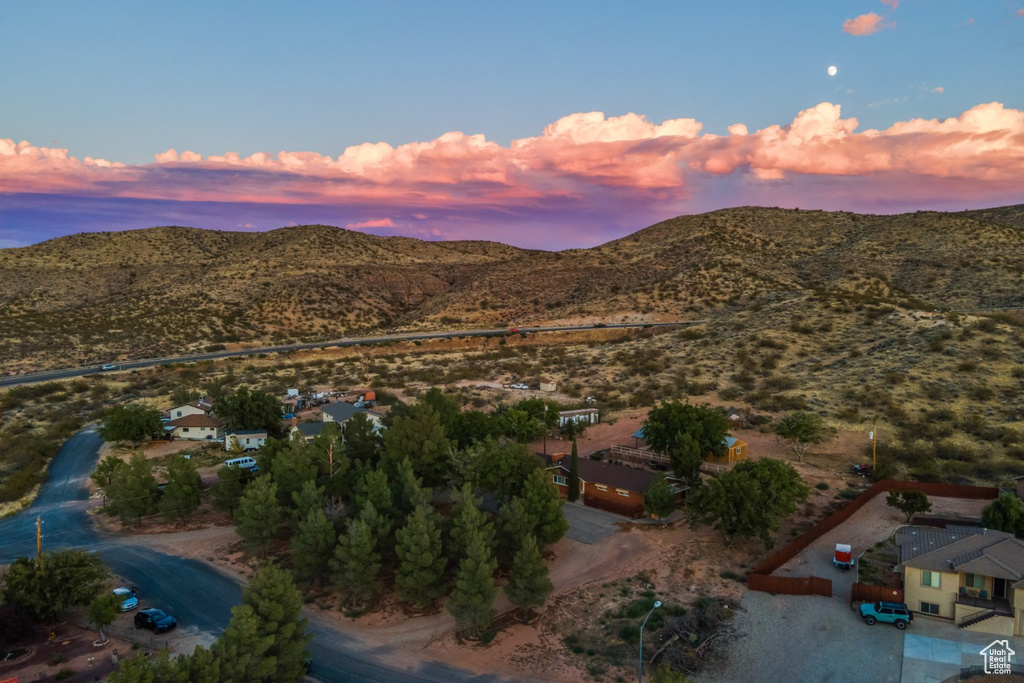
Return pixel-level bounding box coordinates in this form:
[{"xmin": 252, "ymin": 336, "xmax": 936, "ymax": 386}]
[
  {"xmin": 168, "ymin": 397, "xmax": 214, "ymax": 420},
  {"xmin": 166, "ymin": 414, "xmax": 224, "ymax": 441},
  {"xmin": 898, "ymin": 526, "xmax": 1024, "ymax": 636}
]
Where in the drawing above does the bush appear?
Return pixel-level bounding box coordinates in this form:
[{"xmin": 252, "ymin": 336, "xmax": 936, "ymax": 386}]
[
  {"xmin": 618, "ymin": 624, "xmax": 640, "ymax": 643},
  {"xmin": 815, "ymin": 482, "xmax": 830, "ymax": 490},
  {"xmin": 838, "ymin": 488, "xmax": 861, "ymax": 500}
]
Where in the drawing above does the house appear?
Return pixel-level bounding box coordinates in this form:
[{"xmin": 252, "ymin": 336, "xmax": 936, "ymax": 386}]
[
  {"xmin": 224, "ymin": 429, "xmax": 268, "ymax": 451},
  {"xmin": 558, "ymin": 408, "xmax": 599, "ymax": 428},
  {"xmin": 539, "ymin": 452, "xmax": 685, "ymax": 518},
  {"xmin": 166, "ymin": 414, "xmax": 223, "ymax": 441},
  {"xmin": 168, "ymin": 397, "xmax": 214, "ymax": 420},
  {"xmin": 322, "ymin": 401, "xmax": 384, "ymax": 430},
  {"xmin": 1014, "ymin": 475, "xmax": 1024, "ymax": 500},
  {"xmin": 539, "ymin": 379, "xmax": 557, "ymax": 393},
  {"xmin": 706, "ymin": 436, "xmax": 748, "ymax": 465},
  {"xmin": 897, "ymin": 525, "xmax": 1024, "ymax": 635},
  {"xmin": 290, "ymin": 421, "xmax": 330, "ymax": 442}
]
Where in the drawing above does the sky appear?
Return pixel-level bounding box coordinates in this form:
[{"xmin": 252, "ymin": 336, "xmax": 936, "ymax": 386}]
[{"xmin": 2, "ymin": 1, "xmax": 1024, "ymax": 250}]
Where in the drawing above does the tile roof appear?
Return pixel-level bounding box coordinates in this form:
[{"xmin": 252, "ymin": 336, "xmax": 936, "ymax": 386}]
[{"xmin": 167, "ymin": 414, "xmax": 223, "ymax": 428}]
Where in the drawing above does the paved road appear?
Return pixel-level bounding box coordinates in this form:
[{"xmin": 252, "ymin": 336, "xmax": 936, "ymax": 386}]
[
  {"xmin": 0, "ymin": 321, "xmax": 702, "ymax": 388},
  {"xmin": 0, "ymin": 431, "xmax": 510, "ymax": 682}
]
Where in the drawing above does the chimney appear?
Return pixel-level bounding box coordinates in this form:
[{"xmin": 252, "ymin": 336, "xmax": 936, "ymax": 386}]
[
  {"xmin": 550, "ymin": 452, "xmax": 566, "ymax": 464},
  {"xmin": 291, "ymin": 416, "xmax": 298, "ymax": 428}
]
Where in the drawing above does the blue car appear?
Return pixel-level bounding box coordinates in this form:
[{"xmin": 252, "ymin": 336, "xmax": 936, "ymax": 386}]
[
  {"xmin": 135, "ymin": 608, "xmax": 177, "ymax": 633},
  {"xmin": 112, "ymin": 587, "xmax": 138, "ymax": 612}
]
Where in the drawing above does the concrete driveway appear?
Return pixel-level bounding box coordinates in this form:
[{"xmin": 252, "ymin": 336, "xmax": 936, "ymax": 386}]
[
  {"xmin": 901, "ymin": 616, "xmax": 1024, "ymax": 683},
  {"xmin": 561, "ymin": 501, "xmax": 623, "ymax": 544}
]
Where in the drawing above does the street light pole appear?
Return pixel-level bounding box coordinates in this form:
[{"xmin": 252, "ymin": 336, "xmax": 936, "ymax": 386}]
[{"xmin": 638, "ymin": 600, "xmax": 662, "ymax": 682}]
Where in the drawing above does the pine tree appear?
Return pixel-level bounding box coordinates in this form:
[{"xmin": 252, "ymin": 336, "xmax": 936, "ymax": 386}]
[
  {"xmin": 568, "ymin": 439, "xmax": 580, "ymax": 502},
  {"xmin": 505, "ymin": 533, "xmax": 553, "ymax": 619},
  {"xmin": 448, "ymin": 483, "xmax": 495, "ymax": 562},
  {"xmin": 496, "ymin": 497, "xmax": 535, "ymax": 567},
  {"xmin": 212, "ymin": 604, "xmax": 276, "ymax": 683},
  {"xmin": 159, "ymin": 453, "xmax": 202, "ymax": 523},
  {"xmin": 392, "ymin": 457, "xmax": 432, "ymax": 517},
  {"xmin": 290, "ymin": 479, "xmax": 326, "ymax": 531},
  {"xmin": 382, "ymin": 402, "xmax": 454, "ymax": 486},
  {"xmin": 332, "ymin": 517, "xmax": 382, "ymax": 608},
  {"xmin": 447, "ymin": 525, "xmax": 497, "ymax": 638},
  {"xmin": 521, "ymin": 468, "xmax": 568, "ymax": 546},
  {"xmin": 210, "ymin": 464, "xmax": 248, "ymax": 517},
  {"xmin": 239, "ymin": 563, "xmax": 312, "ymax": 683},
  {"xmin": 358, "ymin": 500, "xmax": 394, "ymax": 559},
  {"xmin": 291, "ymin": 507, "xmax": 336, "ymax": 586},
  {"xmin": 342, "ymin": 411, "xmax": 380, "ymax": 467},
  {"xmin": 272, "ymin": 439, "xmax": 318, "ymax": 507},
  {"xmin": 355, "ymin": 467, "xmax": 395, "ymax": 519},
  {"xmin": 181, "ymin": 645, "xmax": 221, "ymax": 683},
  {"xmin": 90, "ymin": 455, "xmax": 126, "ymax": 505},
  {"xmin": 395, "ymin": 504, "xmax": 447, "ymax": 609},
  {"xmin": 235, "ymin": 476, "xmax": 283, "ymax": 557},
  {"xmin": 108, "ymin": 452, "xmax": 159, "ymax": 525}
]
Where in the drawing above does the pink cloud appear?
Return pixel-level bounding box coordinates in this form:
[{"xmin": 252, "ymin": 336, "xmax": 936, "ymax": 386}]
[
  {"xmin": 881, "ymin": 0, "xmax": 898, "ymax": 9},
  {"xmin": 843, "ymin": 13, "xmax": 894, "ymax": 36},
  {"xmin": 346, "ymin": 218, "xmax": 397, "ymax": 229},
  {"xmin": 933, "ymin": 86, "xmax": 945, "ymax": 93},
  {"xmin": 1017, "ymin": 8, "xmax": 1024, "ymax": 17},
  {"xmin": 3, "ymin": 101, "xmax": 1024, "ymax": 245}
]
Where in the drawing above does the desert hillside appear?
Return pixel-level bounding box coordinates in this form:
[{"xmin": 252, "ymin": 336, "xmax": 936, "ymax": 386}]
[{"xmin": 0, "ymin": 205, "xmax": 1022, "ymax": 371}]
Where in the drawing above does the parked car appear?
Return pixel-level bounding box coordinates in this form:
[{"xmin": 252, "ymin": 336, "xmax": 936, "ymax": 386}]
[
  {"xmin": 510, "ymin": 383, "xmax": 529, "ymax": 390},
  {"xmin": 859, "ymin": 601, "xmax": 913, "ymax": 629},
  {"xmin": 112, "ymin": 587, "xmax": 138, "ymax": 612},
  {"xmin": 135, "ymin": 608, "xmax": 177, "ymax": 633},
  {"xmin": 851, "ymin": 464, "xmax": 873, "ymax": 478},
  {"xmin": 508, "ymin": 327, "xmax": 520, "ymax": 333},
  {"xmin": 594, "ymin": 323, "xmax": 607, "ymax": 328}
]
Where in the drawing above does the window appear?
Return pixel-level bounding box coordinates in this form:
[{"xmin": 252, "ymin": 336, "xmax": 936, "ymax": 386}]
[
  {"xmin": 553, "ymin": 475, "xmax": 568, "ymax": 486},
  {"xmin": 182, "ymin": 427, "xmax": 190, "ymax": 433},
  {"xmin": 595, "ymin": 484, "xmax": 608, "ymax": 492},
  {"xmin": 176, "ymin": 411, "xmax": 182, "ymax": 417},
  {"xmin": 964, "ymin": 574, "xmax": 984, "ymax": 589},
  {"xmin": 616, "ymin": 489, "xmax": 630, "ymax": 497},
  {"xmin": 922, "ymin": 571, "xmax": 941, "ymax": 588},
  {"xmin": 920, "ymin": 602, "xmax": 940, "ymax": 615}
]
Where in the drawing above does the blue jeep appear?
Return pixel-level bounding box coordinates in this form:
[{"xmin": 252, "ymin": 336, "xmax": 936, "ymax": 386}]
[{"xmin": 860, "ymin": 601, "xmax": 913, "ymax": 629}]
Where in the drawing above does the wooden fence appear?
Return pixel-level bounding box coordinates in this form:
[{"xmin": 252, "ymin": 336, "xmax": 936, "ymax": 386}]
[
  {"xmin": 850, "ymin": 583, "xmax": 903, "ymax": 607},
  {"xmin": 609, "ymin": 444, "xmax": 669, "ymax": 467},
  {"xmin": 747, "ymin": 480, "xmax": 998, "ymax": 597},
  {"xmin": 748, "ymin": 573, "xmax": 832, "ymax": 597}
]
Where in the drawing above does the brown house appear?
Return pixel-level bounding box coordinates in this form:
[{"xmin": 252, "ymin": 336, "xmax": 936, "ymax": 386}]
[
  {"xmin": 705, "ymin": 436, "xmax": 748, "ymax": 465},
  {"xmin": 538, "ymin": 453, "xmax": 685, "ymax": 518}
]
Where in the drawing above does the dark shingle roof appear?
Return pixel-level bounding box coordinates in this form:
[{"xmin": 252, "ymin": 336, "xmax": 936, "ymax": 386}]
[
  {"xmin": 322, "ymin": 402, "xmax": 372, "ymax": 423},
  {"xmin": 539, "ymin": 453, "xmax": 657, "ymax": 494}
]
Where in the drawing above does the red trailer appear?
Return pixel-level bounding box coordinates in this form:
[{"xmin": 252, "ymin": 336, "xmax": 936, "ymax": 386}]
[{"xmin": 833, "ymin": 543, "xmax": 853, "ymax": 570}]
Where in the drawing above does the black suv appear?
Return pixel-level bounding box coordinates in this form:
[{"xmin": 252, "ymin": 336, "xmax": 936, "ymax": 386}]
[{"xmin": 134, "ymin": 608, "xmax": 177, "ymax": 633}]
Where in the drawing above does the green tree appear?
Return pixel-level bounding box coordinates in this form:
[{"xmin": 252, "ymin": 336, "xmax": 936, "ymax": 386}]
[
  {"xmin": 238, "ymin": 563, "xmax": 312, "ymax": 683},
  {"xmin": 643, "ymin": 473, "xmax": 677, "ymax": 520},
  {"xmin": 886, "ymin": 490, "xmax": 932, "ymax": 523},
  {"xmin": 343, "ymin": 412, "xmax": 381, "ymax": 467},
  {"xmin": 982, "ymin": 493, "xmax": 1024, "ymax": 534},
  {"xmin": 668, "ymin": 432, "xmax": 703, "ymax": 486},
  {"xmin": 392, "ymin": 456, "xmax": 432, "ymax": 517},
  {"xmin": 772, "ymin": 411, "xmax": 829, "ymax": 462},
  {"xmin": 689, "ymin": 458, "xmax": 809, "ymax": 548},
  {"xmin": 1, "ymin": 549, "xmax": 108, "ymax": 622},
  {"xmin": 213, "ymin": 604, "xmax": 276, "ymax": 683},
  {"xmin": 496, "ymin": 497, "xmax": 535, "ymax": 567},
  {"xmin": 447, "ymin": 526, "xmax": 498, "ymax": 638},
  {"xmin": 567, "ymin": 439, "xmax": 580, "ymax": 502},
  {"xmin": 271, "ymin": 439, "xmax": 318, "ymax": 508},
  {"xmin": 520, "ymin": 468, "xmax": 568, "ymax": 547},
  {"xmin": 494, "ymin": 408, "xmax": 545, "ymax": 443},
  {"xmin": 88, "ymin": 591, "xmax": 121, "ymax": 643},
  {"xmin": 181, "ymin": 645, "xmax": 221, "ymax": 683},
  {"xmin": 214, "ymin": 386, "xmax": 286, "ymax": 438},
  {"xmin": 108, "ymin": 652, "xmax": 169, "ymax": 683},
  {"xmin": 235, "ymin": 476, "xmax": 284, "ymax": 557},
  {"xmin": 91, "ymin": 454, "xmax": 126, "ymax": 505},
  {"xmin": 98, "ymin": 404, "xmax": 164, "ymax": 446},
  {"xmin": 421, "ymin": 387, "xmax": 461, "ymax": 431},
  {"xmin": 358, "ymin": 500, "xmax": 394, "ymax": 560},
  {"xmin": 468, "ymin": 438, "xmax": 539, "ymax": 503},
  {"xmin": 290, "ymin": 478, "xmax": 326, "ymax": 530},
  {"xmin": 382, "ymin": 402, "xmax": 454, "ymax": 486},
  {"xmin": 354, "ymin": 467, "xmax": 396, "ymax": 519},
  {"xmin": 449, "ymin": 410, "xmax": 495, "ymax": 450},
  {"xmin": 108, "ymin": 452, "xmax": 159, "ymax": 525},
  {"xmin": 395, "ymin": 504, "xmax": 447, "ymax": 608},
  {"xmin": 332, "ymin": 517, "xmax": 383, "ymax": 608},
  {"xmin": 227, "ymin": 435, "xmax": 245, "ymax": 455},
  {"xmin": 210, "ymin": 464, "xmax": 249, "ymax": 517},
  {"xmin": 448, "ymin": 483, "xmax": 495, "ymax": 562},
  {"xmin": 159, "ymin": 453, "xmax": 202, "ymax": 523},
  {"xmin": 505, "ymin": 533, "xmax": 553, "ymax": 619},
  {"xmin": 642, "ymin": 401, "xmax": 728, "ymax": 461},
  {"xmin": 291, "ymin": 507, "xmax": 336, "ymax": 586}
]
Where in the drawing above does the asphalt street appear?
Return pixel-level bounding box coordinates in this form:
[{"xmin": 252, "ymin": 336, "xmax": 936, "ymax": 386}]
[
  {"xmin": 0, "ymin": 321, "xmax": 701, "ymax": 388},
  {"xmin": 0, "ymin": 430, "xmax": 514, "ymax": 682}
]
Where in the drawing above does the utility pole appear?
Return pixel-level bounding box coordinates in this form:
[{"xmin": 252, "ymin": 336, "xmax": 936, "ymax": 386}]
[
  {"xmin": 871, "ymin": 416, "xmax": 878, "ymax": 473},
  {"xmin": 543, "ymin": 404, "xmax": 548, "ymax": 455},
  {"xmin": 36, "ymin": 516, "xmax": 42, "ymax": 558}
]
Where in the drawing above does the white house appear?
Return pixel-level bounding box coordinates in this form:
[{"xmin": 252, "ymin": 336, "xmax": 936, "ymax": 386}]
[
  {"xmin": 166, "ymin": 414, "xmax": 223, "ymax": 441},
  {"xmin": 224, "ymin": 430, "xmax": 268, "ymax": 451},
  {"xmin": 558, "ymin": 408, "xmax": 599, "ymax": 428},
  {"xmin": 168, "ymin": 397, "xmax": 214, "ymax": 420}
]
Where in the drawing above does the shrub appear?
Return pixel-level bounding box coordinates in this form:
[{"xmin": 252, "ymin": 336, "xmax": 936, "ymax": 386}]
[{"xmin": 815, "ymin": 482, "xmax": 830, "ymax": 490}]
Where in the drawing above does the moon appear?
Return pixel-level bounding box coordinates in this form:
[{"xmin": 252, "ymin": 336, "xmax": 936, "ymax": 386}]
[{"xmin": 827, "ymin": 65, "xmax": 838, "ymax": 77}]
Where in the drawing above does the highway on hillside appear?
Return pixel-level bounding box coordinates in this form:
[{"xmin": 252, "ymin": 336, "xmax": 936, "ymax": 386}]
[
  {"xmin": 0, "ymin": 321, "xmax": 702, "ymax": 388},
  {"xmin": 0, "ymin": 431, "xmax": 511, "ymax": 682}
]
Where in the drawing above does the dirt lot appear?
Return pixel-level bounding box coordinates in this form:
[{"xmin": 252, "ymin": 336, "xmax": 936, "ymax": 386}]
[{"xmin": 0, "ymin": 623, "xmax": 129, "ymax": 683}]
